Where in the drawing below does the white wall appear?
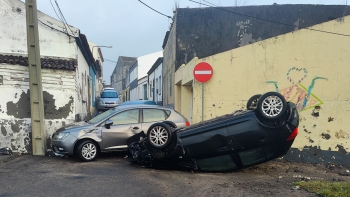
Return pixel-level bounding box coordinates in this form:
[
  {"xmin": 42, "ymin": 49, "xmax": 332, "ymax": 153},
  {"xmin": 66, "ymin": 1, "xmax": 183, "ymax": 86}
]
[
  {"xmin": 148, "ymin": 63, "xmax": 163, "ymax": 103},
  {"xmin": 0, "ymin": 0, "xmax": 78, "ymax": 58},
  {"xmin": 137, "ymin": 51, "xmax": 162, "ymax": 79},
  {"xmin": 0, "ymin": 0, "xmax": 93, "ymax": 153},
  {"xmin": 0, "ymin": 64, "xmax": 76, "ymax": 152},
  {"xmin": 137, "ymin": 77, "xmax": 147, "ymax": 100}
]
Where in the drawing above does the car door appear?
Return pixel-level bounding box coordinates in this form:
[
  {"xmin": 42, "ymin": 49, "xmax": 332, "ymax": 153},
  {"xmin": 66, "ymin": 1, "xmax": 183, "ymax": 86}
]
[
  {"xmin": 101, "ymin": 109, "xmax": 141, "ymax": 150},
  {"xmin": 140, "ymin": 108, "xmax": 168, "ymax": 132},
  {"xmin": 226, "ymin": 114, "xmax": 273, "ymax": 166}
]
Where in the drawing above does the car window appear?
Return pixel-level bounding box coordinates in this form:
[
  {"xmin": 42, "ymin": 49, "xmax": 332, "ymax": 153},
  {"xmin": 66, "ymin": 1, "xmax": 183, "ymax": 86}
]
[
  {"xmin": 101, "ymin": 91, "xmax": 118, "ymax": 98},
  {"xmin": 191, "ymin": 155, "xmax": 238, "ymax": 171},
  {"xmin": 143, "ymin": 109, "xmax": 166, "ymax": 123},
  {"xmin": 88, "ymin": 108, "xmax": 119, "ymax": 124},
  {"xmin": 239, "ymin": 147, "xmax": 266, "ymax": 166},
  {"xmin": 165, "ymin": 110, "xmax": 171, "ymax": 117},
  {"xmin": 109, "ymin": 109, "xmax": 139, "ymax": 125}
]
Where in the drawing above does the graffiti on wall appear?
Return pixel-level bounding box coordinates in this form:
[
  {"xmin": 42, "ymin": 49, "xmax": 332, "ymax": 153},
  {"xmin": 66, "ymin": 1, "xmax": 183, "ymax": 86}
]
[{"xmin": 266, "ymin": 67, "xmax": 327, "ymax": 111}]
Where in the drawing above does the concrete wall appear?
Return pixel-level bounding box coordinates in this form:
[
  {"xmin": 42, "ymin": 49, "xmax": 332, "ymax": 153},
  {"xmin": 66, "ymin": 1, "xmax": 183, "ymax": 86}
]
[
  {"xmin": 166, "ymin": 5, "xmax": 350, "ymax": 108},
  {"xmin": 75, "ymin": 49, "xmax": 90, "ymax": 121},
  {"xmin": 0, "ymin": 0, "xmax": 92, "ymax": 153},
  {"xmin": 175, "ymin": 16, "xmax": 350, "ymax": 166},
  {"xmin": 0, "ymin": 65, "xmax": 76, "ymax": 152},
  {"xmin": 163, "ymin": 20, "xmax": 176, "ymax": 108}
]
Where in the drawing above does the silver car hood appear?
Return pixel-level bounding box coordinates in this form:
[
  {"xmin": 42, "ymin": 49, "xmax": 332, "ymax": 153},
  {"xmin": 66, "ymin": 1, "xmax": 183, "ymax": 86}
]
[{"xmin": 55, "ymin": 121, "xmax": 93, "ymax": 133}]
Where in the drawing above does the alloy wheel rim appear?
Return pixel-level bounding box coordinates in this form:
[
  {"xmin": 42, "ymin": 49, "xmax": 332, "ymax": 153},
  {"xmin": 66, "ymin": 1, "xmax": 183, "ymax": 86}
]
[
  {"xmin": 81, "ymin": 143, "xmax": 97, "ymax": 160},
  {"xmin": 261, "ymin": 95, "xmax": 283, "ymax": 117},
  {"xmin": 149, "ymin": 126, "xmax": 168, "ymax": 147}
]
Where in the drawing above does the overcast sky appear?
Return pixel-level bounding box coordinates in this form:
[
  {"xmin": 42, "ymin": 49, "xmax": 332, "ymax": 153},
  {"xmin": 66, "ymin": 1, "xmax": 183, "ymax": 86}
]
[{"xmin": 34, "ymin": 0, "xmax": 347, "ymax": 84}]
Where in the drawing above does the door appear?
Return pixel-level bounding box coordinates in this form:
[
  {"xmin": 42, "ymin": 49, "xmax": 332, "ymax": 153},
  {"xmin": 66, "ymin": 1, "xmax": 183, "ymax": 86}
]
[
  {"xmin": 226, "ymin": 115, "xmax": 273, "ymax": 166},
  {"xmin": 101, "ymin": 109, "xmax": 141, "ymax": 150}
]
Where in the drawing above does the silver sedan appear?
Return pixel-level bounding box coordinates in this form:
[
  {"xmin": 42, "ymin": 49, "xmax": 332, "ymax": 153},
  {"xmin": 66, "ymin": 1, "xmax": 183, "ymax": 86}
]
[{"xmin": 51, "ymin": 105, "xmax": 190, "ymax": 161}]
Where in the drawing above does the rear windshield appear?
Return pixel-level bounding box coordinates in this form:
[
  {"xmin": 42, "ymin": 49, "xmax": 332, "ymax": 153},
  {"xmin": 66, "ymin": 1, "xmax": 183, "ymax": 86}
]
[{"xmin": 101, "ymin": 91, "xmax": 118, "ymax": 98}]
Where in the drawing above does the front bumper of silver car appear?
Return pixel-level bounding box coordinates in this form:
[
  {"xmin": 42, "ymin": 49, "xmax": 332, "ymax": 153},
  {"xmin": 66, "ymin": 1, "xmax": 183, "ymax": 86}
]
[{"xmin": 51, "ymin": 134, "xmax": 77, "ymax": 157}]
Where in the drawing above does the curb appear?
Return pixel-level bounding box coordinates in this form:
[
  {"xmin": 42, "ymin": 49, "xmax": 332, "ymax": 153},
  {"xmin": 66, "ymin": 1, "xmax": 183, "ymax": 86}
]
[{"xmin": 0, "ymin": 153, "xmax": 19, "ymax": 164}]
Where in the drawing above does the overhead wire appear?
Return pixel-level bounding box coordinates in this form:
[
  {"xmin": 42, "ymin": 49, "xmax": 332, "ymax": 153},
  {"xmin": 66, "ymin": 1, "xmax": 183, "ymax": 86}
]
[
  {"xmin": 49, "ymin": 0, "xmax": 63, "ymax": 21},
  {"xmin": 53, "ymin": 0, "xmax": 76, "ymax": 36},
  {"xmin": 104, "ymin": 59, "xmax": 118, "ymax": 64},
  {"xmin": 189, "ymin": 0, "xmax": 350, "ymax": 37},
  {"xmin": 138, "ymin": 0, "xmax": 173, "ymax": 20}
]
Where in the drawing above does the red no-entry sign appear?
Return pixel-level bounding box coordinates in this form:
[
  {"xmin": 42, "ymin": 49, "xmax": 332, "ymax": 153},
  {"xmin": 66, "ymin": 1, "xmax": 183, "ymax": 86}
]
[{"xmin": 193, "ymin": 62, "xmax": 213, "ymax": 83}]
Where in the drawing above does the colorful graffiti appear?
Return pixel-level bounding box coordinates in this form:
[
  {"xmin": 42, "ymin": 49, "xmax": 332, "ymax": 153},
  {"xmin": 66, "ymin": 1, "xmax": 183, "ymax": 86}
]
[{"xmin": 267, "ymin": 67, "xmax": 327, "ymax": 111}]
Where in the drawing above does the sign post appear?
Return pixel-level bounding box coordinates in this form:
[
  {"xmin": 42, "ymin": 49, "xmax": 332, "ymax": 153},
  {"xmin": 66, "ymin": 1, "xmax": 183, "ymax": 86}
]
[{"xmin": 193, "ymin": 62, "xmax": 213, "ymax": 121}]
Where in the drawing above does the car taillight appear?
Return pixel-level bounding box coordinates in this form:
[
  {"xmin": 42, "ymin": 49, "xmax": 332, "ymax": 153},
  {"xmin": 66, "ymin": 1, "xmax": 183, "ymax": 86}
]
[
  {"xmin": 287, "ymin": 127, "xmax": 298, "ymax": 141},
  {"xmin": 185, "ymin": 121, "xmax": 190, "ymax": 126}
]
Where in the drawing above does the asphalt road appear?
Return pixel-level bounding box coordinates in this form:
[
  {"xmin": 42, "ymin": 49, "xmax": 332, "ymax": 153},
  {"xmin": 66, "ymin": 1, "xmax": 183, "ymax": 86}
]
[{"xmin": 0, "ymin": 152, "xmax": 330, "ymax": 197}]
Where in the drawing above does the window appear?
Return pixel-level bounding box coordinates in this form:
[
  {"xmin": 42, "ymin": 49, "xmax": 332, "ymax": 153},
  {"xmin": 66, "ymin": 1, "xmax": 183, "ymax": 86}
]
[
  {"xmin": 169, "ymin": 74, "xmax": 172, "ymax": 96},
  {"xmin": 143, "ymin": 109, "xmax": 166, "ymax": 123},
  {"xmin": 149, "ymin": 80, "xmax": 152, "ymax": 97},
  {"xmin": 158, "ymin": 76, "xmax": 161, "ymax": 94},
  {"xmin": 155, "ymin": 78, "xmax": 158, "ymax": 94},
  {"xmin": 239, "ymin": 147, "xmax": 266, "ymax": 166},
  {"xmin": 195, "ymin": 155, "xmax": 238, "ymax": 171},
  {"xmin": 101, "ymin": 91, "xmax": 118, "ymax": 98},
  {"xmin": 143, "ymin": 84, "xmax": 147, "ymax": 100},
  {"xmin": 109, "ymin": 109, "xmax": 139, "ymax": 125}
]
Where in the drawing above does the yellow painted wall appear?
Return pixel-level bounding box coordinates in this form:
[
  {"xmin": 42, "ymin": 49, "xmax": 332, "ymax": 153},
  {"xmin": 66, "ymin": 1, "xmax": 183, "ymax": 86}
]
[{"xmin": 175, "ymin": 17, "xmax": 350, "ymax": 155}]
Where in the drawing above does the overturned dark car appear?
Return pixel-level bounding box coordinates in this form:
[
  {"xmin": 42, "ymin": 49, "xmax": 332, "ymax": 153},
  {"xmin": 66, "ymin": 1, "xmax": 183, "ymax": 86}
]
[{"xmin": 128, "ymin": 92, "xmax": 299, "ymax": 172}]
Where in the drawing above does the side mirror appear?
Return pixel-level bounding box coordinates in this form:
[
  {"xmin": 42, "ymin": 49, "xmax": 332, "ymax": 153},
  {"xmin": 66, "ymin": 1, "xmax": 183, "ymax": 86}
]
[{"xmin": 105, "ymin": 120, "xmax": 113, "ymax": 129}]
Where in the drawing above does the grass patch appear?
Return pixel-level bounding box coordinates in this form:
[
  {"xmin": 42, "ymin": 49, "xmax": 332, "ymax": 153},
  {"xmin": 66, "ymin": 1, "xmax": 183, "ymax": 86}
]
[{"xmin": 293, "ymin": 180, "xmax": 350, "ymax": 197}]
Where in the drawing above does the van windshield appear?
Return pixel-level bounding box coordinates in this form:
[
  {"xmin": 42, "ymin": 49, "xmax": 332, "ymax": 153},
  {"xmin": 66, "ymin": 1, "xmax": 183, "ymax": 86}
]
[{"xmin": 101, "ymin": 91, "xmax": 118, "ymax": 98}]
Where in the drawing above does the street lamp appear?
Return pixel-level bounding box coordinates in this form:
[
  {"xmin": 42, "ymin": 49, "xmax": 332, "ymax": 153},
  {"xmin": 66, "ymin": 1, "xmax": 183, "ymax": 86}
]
[{"xmin": 92, "ymin": 45, "xmax": 112, "ymax": 52}]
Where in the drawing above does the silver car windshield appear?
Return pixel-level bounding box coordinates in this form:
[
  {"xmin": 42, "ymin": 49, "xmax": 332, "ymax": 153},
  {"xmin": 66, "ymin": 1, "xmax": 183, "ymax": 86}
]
[
  {"xmin": 87, "ymin": 108, "xmax": 119, "ymax": 124},
  {"xmin": 101, "ymin": 91, "xmax": 118, "ymax": 98}
]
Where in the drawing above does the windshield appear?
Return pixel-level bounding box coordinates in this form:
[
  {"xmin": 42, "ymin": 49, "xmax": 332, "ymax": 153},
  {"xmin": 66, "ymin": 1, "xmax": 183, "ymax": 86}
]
[
  {"xmin": 101, "ymin": 91, "xmax": 118, "ymax": 98},
  {"xmin": 87, "ymin": 108, "xmax": 119, "ymax": 124}
]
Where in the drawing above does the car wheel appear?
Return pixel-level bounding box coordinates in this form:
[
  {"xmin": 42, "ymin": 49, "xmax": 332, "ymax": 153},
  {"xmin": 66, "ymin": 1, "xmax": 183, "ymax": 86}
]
[
  {"xmin": 256, "ymin": 92, "xmax": 287, "ymax": 120},
  {"xmin": 246, "ymin": 94, "xmax": 262, "ymax": 110},
  {"xmin": 147, "ymin": 123, "xmax": 172, "ymax": 149},
  {"xmin": 76, "ymin": 140, "xmax": 98, "ymax": 162}
]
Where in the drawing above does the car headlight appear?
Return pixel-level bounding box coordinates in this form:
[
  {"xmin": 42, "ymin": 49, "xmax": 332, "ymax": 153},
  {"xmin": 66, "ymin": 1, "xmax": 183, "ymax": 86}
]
[{"xmin": 55, "ymin": 132, "xmax": 69, "ymax": 140}]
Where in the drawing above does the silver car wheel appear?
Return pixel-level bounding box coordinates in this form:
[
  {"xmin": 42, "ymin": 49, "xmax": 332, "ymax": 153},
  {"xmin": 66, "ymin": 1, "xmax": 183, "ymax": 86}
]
[
  {"xmin": 261, "ymin": 95, "xmax": 283, "ymax": 117},
  {"xmin": 81, "ymin": 142, "xmax": 97, "ymax": 160},
  {"xmin": 149, "ymin": 126, "xmax": 169, "ymax": 147}
]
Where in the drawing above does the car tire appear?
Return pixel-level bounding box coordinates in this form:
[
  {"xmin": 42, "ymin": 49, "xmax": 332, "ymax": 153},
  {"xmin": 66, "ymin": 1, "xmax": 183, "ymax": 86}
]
[
  {"xmin": 147, "ymin": 122, "xmax": 173, "ymax": 149},
  {"xmin": 246, "ymin": 94, "xmax": 262, "ymax": 110},
  {"xmin": 256, "ymin": 92, "xmax": 287, "ymax": 120},
  {"xmin": 76, "ymin": 140, "xmax": 99, "ymax": 162}
]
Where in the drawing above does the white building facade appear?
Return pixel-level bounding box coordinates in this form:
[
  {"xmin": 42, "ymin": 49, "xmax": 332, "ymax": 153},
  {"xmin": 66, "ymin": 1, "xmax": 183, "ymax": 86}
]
[
  {"xmin": 128, "ymin": 51, "xmax": 162, "ymax": 101},
  {"xmin": 0, "ymin": 0, "xmax": 101, "ymax": 153},
  {"xmin": 147, "ymin": 57, "xmax": 163, "ymax": 105}
]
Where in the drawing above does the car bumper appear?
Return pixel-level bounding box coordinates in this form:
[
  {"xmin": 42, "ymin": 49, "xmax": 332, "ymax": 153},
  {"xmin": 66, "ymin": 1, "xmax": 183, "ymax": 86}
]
[
  {"xmin": 98, "ymin": 104, "xmax": 119, "ymax": 110},
  {"xmin": 51, "ymin": 135, "xmax": 77, "ymax": 157}
]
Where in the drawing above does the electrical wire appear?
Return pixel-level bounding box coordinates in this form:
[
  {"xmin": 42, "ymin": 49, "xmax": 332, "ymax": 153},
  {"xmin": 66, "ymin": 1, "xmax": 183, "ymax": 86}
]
[
  {"xmin": 189, "ymin": 0, "xmax": 350, "ymax": 37},
  {"xmin": 49, "ymin": 0, "xmax": 63, "ymax": 21},
  {"xmin": 104, "ymin": 59, "xmax": 118, "ymax": 63},
  {"xmin": 138, "ymin": 0, "xmax": 173, "ymax": 20},
  {"xmin": 54, "ymin": 0, "xmax": 76, "ymax": 36}
]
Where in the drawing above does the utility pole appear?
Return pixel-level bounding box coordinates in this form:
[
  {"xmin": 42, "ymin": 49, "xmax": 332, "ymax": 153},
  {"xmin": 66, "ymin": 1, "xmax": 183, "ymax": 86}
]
[{"xmin": 25, "ymin": 0, "xmax": 46, "ymax": 156}]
